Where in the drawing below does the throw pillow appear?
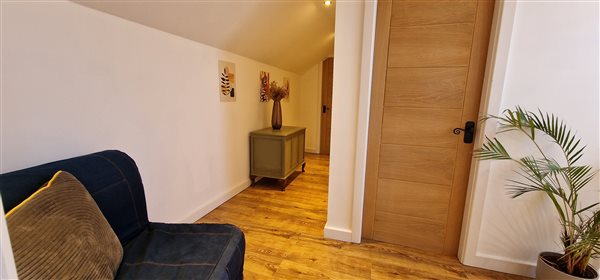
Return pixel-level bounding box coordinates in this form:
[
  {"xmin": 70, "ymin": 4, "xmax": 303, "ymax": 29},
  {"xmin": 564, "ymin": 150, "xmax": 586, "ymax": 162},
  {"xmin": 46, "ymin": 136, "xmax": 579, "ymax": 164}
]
[{"xmin": 5, "ymin": 171, "xmax": 123, "ymax": 279}]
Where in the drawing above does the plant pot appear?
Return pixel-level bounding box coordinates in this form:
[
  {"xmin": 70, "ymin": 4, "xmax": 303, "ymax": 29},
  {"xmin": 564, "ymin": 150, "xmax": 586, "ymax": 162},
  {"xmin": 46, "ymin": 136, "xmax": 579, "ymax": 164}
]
[
  {"xmin": 536, "ymin": 252, "xmax": 599, "ymax": 280},
  {"xmin": 271, "ymin": 99, "xmax": 282, "ymax": 130}
]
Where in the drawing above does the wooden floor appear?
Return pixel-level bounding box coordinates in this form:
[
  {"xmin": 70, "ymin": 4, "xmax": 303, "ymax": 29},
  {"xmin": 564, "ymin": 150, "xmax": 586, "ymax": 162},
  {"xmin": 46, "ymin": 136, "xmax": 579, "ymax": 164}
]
[{"xmin": 198, "ymin": 154, "xmax": 529, "ymax": 280}]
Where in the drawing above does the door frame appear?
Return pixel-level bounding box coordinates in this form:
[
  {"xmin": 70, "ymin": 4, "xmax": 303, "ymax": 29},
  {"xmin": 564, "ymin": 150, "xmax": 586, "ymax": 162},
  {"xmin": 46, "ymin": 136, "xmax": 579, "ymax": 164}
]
[
  {"xmin": 361, "ymin": 0, "xmax": 497, "ymax": 255},
  {"xmin": 457, "ymin": 0, "xmax": 524, "ymax": 275},
  {"xmin": 315, "ymin": 60, "xmax": 324, "ymax": 154},
  {"xmin": 319, "ymin": 57, "xmax": 334, "ymax": 155},
  {"xmin": 349, "ymin": 0, "xmax": 515, "ymax": 253},
  {"xmin": 360, "ymin": 0, "xmax": 392, "ymax": 240},
  {"xmin": 349, "ymin": 0, "xmax": 378, "ymax": 243}
]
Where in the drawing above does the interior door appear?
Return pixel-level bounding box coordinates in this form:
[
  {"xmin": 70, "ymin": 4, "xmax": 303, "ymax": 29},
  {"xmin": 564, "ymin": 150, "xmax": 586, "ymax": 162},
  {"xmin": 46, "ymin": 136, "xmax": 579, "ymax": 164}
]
[
  {"xmin": 320, "ymin": 57, "xmax": 334, "ymax": 155},
  {"xmin": 362, "ymin": 0, "xmax": 494, "ymax": 255}
]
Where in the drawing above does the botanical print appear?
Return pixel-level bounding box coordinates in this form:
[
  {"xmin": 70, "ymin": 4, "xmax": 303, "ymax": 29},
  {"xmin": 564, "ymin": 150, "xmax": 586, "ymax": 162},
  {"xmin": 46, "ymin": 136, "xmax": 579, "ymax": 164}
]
[
  {"xmin": 219, "ymin": 60, "xmax": 236, "ymax": 102},
  {"xmin": 260, "ymin": 71, "xmax": 269, "ymax": 102},
  {"xmin": 283, "ymin": 77, "xmax": 290, "ymax": 100}
]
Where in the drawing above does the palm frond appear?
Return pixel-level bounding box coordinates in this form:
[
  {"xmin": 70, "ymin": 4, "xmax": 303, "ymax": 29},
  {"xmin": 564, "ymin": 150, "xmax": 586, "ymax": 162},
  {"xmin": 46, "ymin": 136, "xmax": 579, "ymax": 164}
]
[
  {"xmin": 474, "ymin": 136, "xmax": 512, "ymax": 160},
  {"xmin": 528, "ymin": 109, "xmax": 586, "ymax": 165},
  {"xmin": 564, "ymin": 166, "xmax": 597, "ymax": 193},
  {"xmin": 575, "ymin": 203, "xmax": 600, "ymax": 216}
]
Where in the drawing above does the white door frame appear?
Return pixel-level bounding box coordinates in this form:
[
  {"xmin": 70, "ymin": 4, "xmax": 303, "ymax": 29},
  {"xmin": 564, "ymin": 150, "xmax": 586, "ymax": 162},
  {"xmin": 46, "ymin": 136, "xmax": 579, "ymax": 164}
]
[
  {"xmin": 350, "ymin": 0, "xmax": 378, "ymax": 243},
  {"xmin": 457, "ymin": 1, "xmax": 535, "ymax": 277}
]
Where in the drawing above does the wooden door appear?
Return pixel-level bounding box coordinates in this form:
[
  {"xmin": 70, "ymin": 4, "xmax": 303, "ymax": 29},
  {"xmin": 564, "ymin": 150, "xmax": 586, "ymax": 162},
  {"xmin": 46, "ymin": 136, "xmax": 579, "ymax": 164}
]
[
  {"xmin": 320, "ymin": 57, "xmax": 334, "ymax": 155},
  {"xmin": 362, "ymin": 0, "xmax": 494, "ymax": 255}
]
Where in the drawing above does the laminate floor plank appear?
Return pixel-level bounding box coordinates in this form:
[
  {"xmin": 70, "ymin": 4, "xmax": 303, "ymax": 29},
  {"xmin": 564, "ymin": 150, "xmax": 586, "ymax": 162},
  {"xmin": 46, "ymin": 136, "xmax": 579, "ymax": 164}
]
[{"xmin": 198, "ymin": 154, "xmax": 529, "ymax": 280}]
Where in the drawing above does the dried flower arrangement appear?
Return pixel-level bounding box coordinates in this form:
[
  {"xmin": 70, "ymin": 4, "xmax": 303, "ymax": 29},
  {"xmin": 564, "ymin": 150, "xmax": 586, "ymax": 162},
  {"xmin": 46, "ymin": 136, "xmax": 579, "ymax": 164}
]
[{"xmin": 265, "ymin": 81, "xmax": 289, "ymax": 102}]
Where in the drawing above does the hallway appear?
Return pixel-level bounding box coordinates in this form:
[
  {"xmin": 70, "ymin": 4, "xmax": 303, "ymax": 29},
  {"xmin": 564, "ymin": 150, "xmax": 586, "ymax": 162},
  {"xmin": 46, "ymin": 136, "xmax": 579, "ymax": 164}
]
[{"xmin": 197, "ymin": 154, "xmax": 528, "ymax": 279}]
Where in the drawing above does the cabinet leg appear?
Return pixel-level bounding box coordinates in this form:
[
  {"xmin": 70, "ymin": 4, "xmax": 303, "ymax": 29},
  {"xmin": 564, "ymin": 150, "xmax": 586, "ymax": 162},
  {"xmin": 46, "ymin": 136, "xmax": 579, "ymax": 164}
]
[
  {"xmin": 302, "ymin": 162, "xmax": 306, "ymax": 173},
  {"xmin": 278, "ymin": 179, "xmax": 287, "ymax": 191},
  {"xmin": 250, "ymin": 175, "xmax": 257, "ymax": 186}
]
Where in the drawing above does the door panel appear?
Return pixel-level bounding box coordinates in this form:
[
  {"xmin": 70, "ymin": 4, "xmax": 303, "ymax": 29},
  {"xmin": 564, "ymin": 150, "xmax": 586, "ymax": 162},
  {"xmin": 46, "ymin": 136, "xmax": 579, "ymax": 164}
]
[
  {"xmin": 376, "ymin": 179, "xmax": 451, "ymax": 221},
  {"xmin": 379, "ymin": 144, "xmax": 456, "ymax": 186},
  {"xmin": 384, "ymin": 67, "xmax": 468, "ymax": 108},
  {"xmin": 391, "ymin": 0, "xmax": 477, "ymax": 27},
  {"xmin": 381, "ymin": 107, "xmax": 462, "ymax": 148},
  {"xmin": 373, "ymin": 211, "xmax": 446, "ymax": 253},
  {"xmin": 388, "ymin": 23, "xmax": 474, "ymax": 67},
  {"xmin": 363, "ymin": 0, "xmax": 495, "ymax": 255}
]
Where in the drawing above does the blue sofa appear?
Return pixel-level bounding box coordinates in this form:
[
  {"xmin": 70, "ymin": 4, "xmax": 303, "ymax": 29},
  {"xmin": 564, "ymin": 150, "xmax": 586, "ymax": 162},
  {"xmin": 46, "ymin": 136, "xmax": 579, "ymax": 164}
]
[{"xmin": 0, "ymin": 150, "xmax": 245, "ymax": 279}]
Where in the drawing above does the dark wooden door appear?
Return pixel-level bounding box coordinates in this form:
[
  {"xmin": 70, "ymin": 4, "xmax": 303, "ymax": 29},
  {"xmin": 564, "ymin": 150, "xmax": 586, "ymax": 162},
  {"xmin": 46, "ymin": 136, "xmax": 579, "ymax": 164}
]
[{"xmin": 320, "ymin": 57, "xmax": 334, "ymax": 155}]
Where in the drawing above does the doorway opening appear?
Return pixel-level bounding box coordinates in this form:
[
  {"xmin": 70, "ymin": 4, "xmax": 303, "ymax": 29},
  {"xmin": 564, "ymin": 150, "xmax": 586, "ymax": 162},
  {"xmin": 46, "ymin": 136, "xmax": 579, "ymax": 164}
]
[
  {"xmin": 362, "ymin": 0, "xmax": 495, "ymax": 256},
  {"xmin": 320, "ymin": 57, "xmax": 334, "ymax": 155}
]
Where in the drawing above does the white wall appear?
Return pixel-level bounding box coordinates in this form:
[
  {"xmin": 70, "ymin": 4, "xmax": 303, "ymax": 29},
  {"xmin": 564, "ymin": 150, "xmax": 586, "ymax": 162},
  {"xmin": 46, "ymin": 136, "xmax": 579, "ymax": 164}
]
[
  {"xmin": 1, "ymin": 1, "xmax": 299, "ymax": 223},
  {"xmin": 460, "ymin": 1, "xmax": 599, "ymax": 277},
  {"xmin": 324, "ymin": 0, "xmax": 377, "ymax": 243},
  {"xmin": 298, "ymin": 62, "xmax": 323, "ymax": 153},
  {"xmin": 323, "ymin": 0, "xmax": 365, "ymax": 242}
]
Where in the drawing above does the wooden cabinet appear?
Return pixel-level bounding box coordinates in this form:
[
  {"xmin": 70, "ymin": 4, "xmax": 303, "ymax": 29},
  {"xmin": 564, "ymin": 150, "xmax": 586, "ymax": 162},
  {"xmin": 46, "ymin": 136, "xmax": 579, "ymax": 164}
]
[{"xmin": 250, "ymin": 126, "xmax": 306, "ymax": 190}]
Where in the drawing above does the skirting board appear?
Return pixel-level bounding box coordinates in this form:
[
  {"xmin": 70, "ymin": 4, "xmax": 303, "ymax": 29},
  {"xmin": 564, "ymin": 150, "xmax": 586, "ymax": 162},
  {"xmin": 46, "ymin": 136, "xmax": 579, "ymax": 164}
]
[
  {"xmin": 323, "ymin": 223, "xmax": 353, "ymax": 242},
  {"xmin": 461, "ymin": 251, "xmax": 537, "ymax": 278},
  {"xmin": 179, "ymin": 179, "xmax": 250, "ymax": 223},
  {"xmin": 305, "ymin": 148, "xmax": 318, "ymax": 154}
]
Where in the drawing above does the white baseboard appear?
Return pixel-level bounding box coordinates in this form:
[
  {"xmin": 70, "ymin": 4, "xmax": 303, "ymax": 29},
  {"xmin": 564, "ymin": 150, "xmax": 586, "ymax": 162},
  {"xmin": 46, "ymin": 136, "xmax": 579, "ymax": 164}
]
[
  {"xmin": 323, "ymin": 223, "xmax": 353, "ymax": 242},
  {"xmin": 461, "ymin": 251, "xmax": 536, "ymax": 278},
  {"xmin": 179, "ymin": 179, "xmax": 250, "ymax": 223},
  {"xmin": 305, "ymin": 148, "xmax": 318, "ymax": 154}
]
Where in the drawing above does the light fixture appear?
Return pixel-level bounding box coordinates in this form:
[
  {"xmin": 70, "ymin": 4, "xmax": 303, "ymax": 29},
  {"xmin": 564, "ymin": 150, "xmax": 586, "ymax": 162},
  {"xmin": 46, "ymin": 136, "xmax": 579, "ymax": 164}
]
[{"xmin": 324, "ymin": 0, "xmax": 332, "ymax": 6}]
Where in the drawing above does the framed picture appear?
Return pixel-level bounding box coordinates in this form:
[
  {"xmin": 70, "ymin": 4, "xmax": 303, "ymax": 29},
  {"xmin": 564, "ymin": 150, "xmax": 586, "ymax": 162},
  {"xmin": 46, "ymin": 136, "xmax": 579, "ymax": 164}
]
[
  {"xmin": 283, "ymin": 77, "xmax": 290, "ymax": 100},
  {"xmin": 260, "ymin": 71, "xmax": 269, "ymax": 102},
  {"xmin": 219, "ymin": 60, "xmax": 236, "ymax": 102}
]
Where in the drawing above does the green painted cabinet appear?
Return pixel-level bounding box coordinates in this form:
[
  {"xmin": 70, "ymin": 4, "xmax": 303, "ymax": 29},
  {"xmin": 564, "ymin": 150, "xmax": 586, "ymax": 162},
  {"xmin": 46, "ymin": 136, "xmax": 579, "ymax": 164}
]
[{"xmin": 250, "ymin": 126, "xmax": 306, "ymax": 190}]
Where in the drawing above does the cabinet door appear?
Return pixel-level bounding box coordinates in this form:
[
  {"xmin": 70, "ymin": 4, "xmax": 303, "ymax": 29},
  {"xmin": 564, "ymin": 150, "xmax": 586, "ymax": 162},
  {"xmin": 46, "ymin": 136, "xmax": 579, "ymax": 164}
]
[
  {"xmin": 298, "ymin": 132, "xmax": 305, "ymax": 164},
  {"xmin": 284, "ymin": 137, "xmax": 292, "ymax": 176},
  {"xmin": 291, "ymin": 135, "xmax": 298, "ymax": 168},
  {"xmin": 252, "ymin": 136, "xmax": 283, "ymax": 176}
]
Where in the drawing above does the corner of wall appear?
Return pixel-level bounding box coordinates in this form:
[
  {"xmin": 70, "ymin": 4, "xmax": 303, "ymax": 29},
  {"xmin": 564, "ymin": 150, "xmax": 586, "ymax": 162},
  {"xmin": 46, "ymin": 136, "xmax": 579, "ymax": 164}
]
[
  {"xmin": 179, "ymin": 179, "xmax": 251, "ymax": 223},
  {"xmin": 323, "ymin": 223, "xmax": 353, "ymax": 242},
  {"xmin": 324, "ymin": 0, "xmax": 365, "ymax": 245},
  {"xmin": 350, "ymin": 0, "xmax": 377, "ymax": 244}
]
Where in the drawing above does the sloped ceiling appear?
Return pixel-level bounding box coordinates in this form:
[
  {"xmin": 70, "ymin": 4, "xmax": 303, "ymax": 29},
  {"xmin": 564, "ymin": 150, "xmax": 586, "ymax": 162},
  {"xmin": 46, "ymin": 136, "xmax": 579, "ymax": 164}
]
[{"xmin": 74, "ymin": 0, "xmax": 335, "ymax": 74}]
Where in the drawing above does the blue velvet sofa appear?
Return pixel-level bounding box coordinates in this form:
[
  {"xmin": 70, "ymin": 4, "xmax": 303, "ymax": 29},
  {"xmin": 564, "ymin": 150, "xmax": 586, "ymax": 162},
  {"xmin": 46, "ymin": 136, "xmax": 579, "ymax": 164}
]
[{"xmin": 0, "ymin": 150, "xmax": 245, "ymax": 279}]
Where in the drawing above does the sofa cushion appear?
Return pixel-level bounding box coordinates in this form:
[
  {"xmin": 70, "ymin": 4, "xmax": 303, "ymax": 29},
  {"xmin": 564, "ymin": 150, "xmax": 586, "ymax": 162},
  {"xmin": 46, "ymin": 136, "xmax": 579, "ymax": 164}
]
[
  {"xmin": 6, "ymin": 171, "xmax": 123, "ymax": 279},
  {"xmin": 0, "ymin": 150, "xmax": 149, "ymax": 244},
  {"xmin": 117, "ymin": 223, "xmax": 245, "ymax": 280}
]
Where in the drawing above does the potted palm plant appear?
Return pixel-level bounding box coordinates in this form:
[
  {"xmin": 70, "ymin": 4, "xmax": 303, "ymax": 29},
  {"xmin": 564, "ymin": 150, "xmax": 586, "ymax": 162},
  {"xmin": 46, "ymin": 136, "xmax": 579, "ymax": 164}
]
[{"xmin": 475, "ymin": 107, "xmax": 599, "ymax": 279}]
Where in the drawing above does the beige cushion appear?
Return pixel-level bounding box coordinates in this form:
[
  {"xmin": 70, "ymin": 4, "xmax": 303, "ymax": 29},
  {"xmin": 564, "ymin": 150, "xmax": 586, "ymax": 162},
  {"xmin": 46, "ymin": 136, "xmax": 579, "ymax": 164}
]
[{"xmin": 5, "ymin": 171, "xmax": 123, "ymax": 279}]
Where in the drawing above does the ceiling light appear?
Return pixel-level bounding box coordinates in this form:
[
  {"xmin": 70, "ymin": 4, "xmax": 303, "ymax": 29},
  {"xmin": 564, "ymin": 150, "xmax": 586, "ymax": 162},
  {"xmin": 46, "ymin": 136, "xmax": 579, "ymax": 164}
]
[{"xmin": 324, "ymin": 0, "xmax": 332, "ymax": 6}]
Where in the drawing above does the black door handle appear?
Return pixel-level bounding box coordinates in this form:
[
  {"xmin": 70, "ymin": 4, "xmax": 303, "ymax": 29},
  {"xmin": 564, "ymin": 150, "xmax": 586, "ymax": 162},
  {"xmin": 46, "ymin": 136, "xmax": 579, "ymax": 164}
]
[
  {"xmin": 322, "ymin": 105, "xmax": 328, "ymax": 113},
  {"xmin": 453, "ymin": 121, "xmax": 475, "ymax": 144}
]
